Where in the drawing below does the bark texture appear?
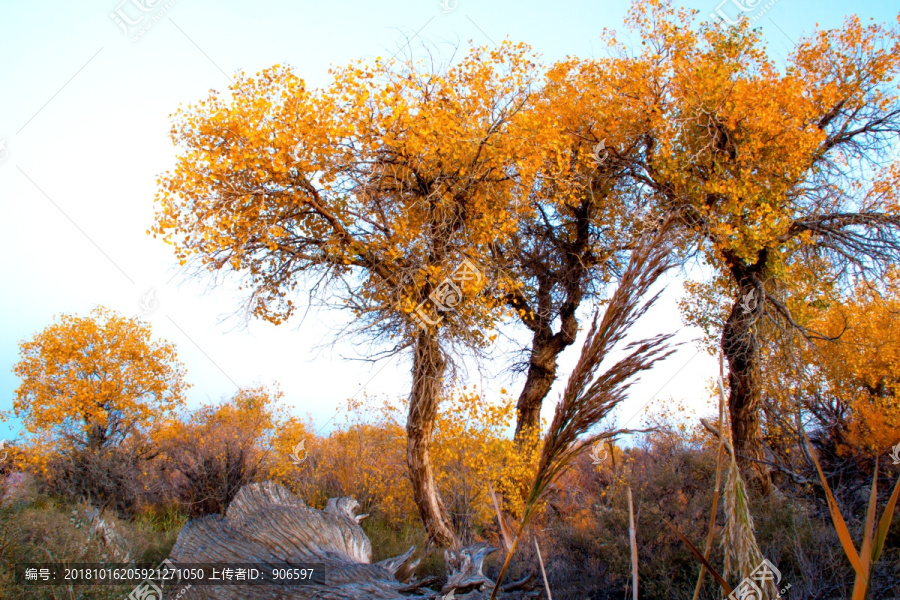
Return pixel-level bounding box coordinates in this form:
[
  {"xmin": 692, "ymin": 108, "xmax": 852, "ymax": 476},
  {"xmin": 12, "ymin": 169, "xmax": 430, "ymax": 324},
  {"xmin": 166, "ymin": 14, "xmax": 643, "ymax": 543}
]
[
  {"xmin": 406, "ymin": 329, "xmax": 456, "ymax": 546},
  {"xmin": 513, "ymin": 326, "xmax": 572, "ymax": 441},
  {"xmin": 508, "ymin": 195, "xmax": 603, "ymax": 444},
  {"xmin": 164, "ymin": 481, "xmax": 538, "ymax": 599},
  {"xmin": 510, "ymin": 249, "xmax": 584, "ymax": 443},
  {"xmin": 721, "ymin": 256, "xmax": 774, "ymax": 496}
]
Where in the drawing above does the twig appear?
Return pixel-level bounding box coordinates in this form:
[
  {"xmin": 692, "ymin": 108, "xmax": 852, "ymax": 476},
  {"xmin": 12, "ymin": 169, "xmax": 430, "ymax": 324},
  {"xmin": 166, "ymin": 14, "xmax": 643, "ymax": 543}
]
[
  {"xmin": 699, "ymin": 418, "xmax": 734, "ymax": 458},
  {"xmin": 534, "ymin": 539, "xmax": 552, "ymax": 600},
  {"xmin": 649, "ymin": 507, "xmax": 734, "ymax": 596},
  {"xmin": 627, "ymin": 486, "xmax": 639, "ymax": 600},
  {"xmin": 397, "ymin": 576, "xmax": 440, "ymax": 592},
  {"xmin": 693, "ymin": 354, "xmax": 727, "ymax": 600}
]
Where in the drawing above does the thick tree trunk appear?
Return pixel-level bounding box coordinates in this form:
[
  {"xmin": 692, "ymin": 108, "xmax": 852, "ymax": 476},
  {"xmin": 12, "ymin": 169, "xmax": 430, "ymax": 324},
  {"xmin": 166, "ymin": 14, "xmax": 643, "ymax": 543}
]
[
  {"xmin": 406, "ymin": 329, "xmax": 456, "ymax": 547},
  {"xmin": 513, "ymin": 334, "xmax": 561, "ymax": 442},
  {"xmin": 721, "ymin": 272, "xmax": 773, "ymax": 496},
  {"xmin": 513, "ymin": 310, "xmax": 582, "ymax": 445}
]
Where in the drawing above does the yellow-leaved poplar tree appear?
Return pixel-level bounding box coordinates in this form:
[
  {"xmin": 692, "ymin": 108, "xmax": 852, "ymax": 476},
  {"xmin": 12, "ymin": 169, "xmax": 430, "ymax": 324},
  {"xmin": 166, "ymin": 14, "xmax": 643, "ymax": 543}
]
[
  {"xmin": 7, "ymin": 306, "xmax": 188, "ymax": 469},
  {"xmin": 630, "ymin": 0, "xmax": 900, "ymax": 491},
  {"xmin": 152, "ymin": 43, "xmax": 547, "ymax": 544}
]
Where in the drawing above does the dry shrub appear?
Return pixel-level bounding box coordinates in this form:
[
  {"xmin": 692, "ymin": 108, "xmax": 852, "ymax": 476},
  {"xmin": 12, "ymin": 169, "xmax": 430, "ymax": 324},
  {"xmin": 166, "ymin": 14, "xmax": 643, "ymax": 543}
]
[
  {"xmin": 520, "ymin": 418, "xmax": 900, "ymax": 600},
  {"xmin": 42, "ymin": 441, "xmax": 152, "ymax": 516},
  {"xmin": 153, "ymin": 385, "xmax": 282, "ymax": 516},
  {"xmin": 530, "ymin": 427, "xmax": 719, "ymax": 599}
]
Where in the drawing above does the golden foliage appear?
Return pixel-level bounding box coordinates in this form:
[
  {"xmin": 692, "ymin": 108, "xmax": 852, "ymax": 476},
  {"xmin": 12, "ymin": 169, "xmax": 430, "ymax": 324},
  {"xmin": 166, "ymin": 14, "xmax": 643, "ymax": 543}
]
[
  {"xmin": 6, "ymin": 307, "xmax": 188, "ymax": 470},
  {"xmin": 151, "ymin": 42, "xmax": 556, "ymax": 344},
  {"xmin": 626, "ymin": 0, "xmax": 900, "ymax": 301},
  {"xmin": 803, "ymin": 273, "xmax": 900, "ymax": 457},
  {"xmin": 431, "ymin": 390, "xmax": 540, "ymax": 523},
  {"xmin": 266, "ymin": 391, "xmax": 538, "ymax": 531}
]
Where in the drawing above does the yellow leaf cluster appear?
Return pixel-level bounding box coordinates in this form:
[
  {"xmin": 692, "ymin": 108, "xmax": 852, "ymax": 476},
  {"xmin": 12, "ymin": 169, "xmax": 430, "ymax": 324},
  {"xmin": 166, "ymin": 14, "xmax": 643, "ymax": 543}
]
[
  {"xmin": 266, "ymin": 390, "xmax": 538, "ymax": 528},
  {"xmin": 7, "ymin": 307, "xmax": 189, "ymax": 467}
]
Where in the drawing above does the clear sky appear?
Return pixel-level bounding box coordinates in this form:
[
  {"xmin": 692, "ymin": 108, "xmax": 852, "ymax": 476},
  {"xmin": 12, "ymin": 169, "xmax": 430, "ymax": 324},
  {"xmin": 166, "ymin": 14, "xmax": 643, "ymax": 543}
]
[{"xmin": 1, "ymin": 0, "xmax": 897, "ymax": 441}]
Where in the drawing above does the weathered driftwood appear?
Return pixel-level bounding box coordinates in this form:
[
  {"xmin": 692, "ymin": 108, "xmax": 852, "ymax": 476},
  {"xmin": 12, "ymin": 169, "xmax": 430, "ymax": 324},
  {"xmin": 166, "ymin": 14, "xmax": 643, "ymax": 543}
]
[
  {"xmin": 85, "ymin": 507, "xmax": 132, "ymax": 562},
  {"xmin": 165, "ymin": 482, "xmax": 539, "ymax": 600},
  {"xmin": 442, "ymin": 543, "xmax": 495, "ymax": 595}
]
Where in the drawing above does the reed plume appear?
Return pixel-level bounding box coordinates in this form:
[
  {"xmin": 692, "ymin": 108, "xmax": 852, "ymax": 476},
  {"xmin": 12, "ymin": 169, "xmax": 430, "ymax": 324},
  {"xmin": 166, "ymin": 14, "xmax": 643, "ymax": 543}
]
[{"xmin": 489, "ymin": 219, "xmax": 677, "ymax": 598}]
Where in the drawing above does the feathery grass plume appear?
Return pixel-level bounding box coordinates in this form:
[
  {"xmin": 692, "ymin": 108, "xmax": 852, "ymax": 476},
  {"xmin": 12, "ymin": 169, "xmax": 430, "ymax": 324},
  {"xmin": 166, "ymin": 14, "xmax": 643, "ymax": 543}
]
[
  {"xmin": 722, "ymin": 450, "xmax": 778, "ymax": 598},
  {"xmin": 488, "ymin": 219, "xmax": 678, "ymax": 598}
]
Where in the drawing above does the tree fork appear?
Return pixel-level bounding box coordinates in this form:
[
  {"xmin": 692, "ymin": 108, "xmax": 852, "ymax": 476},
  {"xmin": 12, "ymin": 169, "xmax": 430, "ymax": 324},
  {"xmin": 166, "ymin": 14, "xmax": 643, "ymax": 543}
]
[
  {"xmin": 511, "ymin": 281, "xmax": 581, "ymax": 445},
  {"xmin": 513, "ymin": 340, "xmax": 559, "ymax": 443}
]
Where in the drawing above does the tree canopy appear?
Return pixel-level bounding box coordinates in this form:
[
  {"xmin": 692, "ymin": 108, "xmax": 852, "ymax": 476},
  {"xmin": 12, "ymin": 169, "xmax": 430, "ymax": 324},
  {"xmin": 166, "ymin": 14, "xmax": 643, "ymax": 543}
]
[
  {"xmin": 8, "ymin": 306, "xmax": 188, "ymax": 455},
  {"xmin": 624, "ymin": 0, "xmax": 900, "ymax": 490}
]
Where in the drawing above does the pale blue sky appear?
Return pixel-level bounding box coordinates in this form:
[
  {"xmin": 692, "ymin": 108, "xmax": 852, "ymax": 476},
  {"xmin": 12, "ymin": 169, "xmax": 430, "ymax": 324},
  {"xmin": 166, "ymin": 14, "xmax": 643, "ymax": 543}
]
[{"xmin": 1, "ymin": 0, "xmax": 897, "ymax": 441}]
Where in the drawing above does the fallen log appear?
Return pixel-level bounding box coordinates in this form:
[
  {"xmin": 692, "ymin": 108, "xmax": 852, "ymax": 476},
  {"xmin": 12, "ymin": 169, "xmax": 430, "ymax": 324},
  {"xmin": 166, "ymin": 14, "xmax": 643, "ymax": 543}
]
[{"xmin": 163, "ymin": 481, "xmax": 539, "ymax": 600}]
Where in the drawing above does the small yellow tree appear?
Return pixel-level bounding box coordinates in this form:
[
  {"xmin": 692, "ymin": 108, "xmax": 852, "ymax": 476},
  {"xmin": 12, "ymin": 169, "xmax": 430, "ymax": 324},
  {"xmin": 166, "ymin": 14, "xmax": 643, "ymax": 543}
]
[
  {"xmin": 431, "ymin": 390, "xmax": 539, "ymax": 527},
  {"xmin": 7, "ymin": 307, "xmax": 188, "ymax": 467}
]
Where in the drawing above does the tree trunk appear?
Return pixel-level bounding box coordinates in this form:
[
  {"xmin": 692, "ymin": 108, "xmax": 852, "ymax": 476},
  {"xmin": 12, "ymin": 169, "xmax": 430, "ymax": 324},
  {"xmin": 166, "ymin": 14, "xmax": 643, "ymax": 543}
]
[
  {"xmin": 508, "ymin": 203, "xmax": 593, "ymax": 443},
  {"xmin": 721, "ymin": 273, "xmax": 773, "ymax": 496},
  {"xmin": 513, "ymin": 334, "xmax": 562, "ymax": 442},
  {"xmin": 406, "ymin": 329, "xmax": 457, "ymax": 546},
  {"xmin": 512, "ymin": 279, "xmax": 581, "ymax": 445}
]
